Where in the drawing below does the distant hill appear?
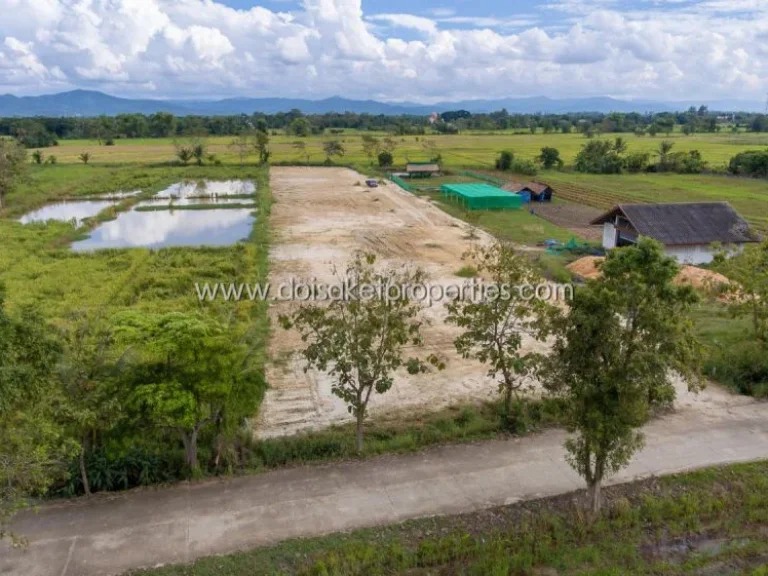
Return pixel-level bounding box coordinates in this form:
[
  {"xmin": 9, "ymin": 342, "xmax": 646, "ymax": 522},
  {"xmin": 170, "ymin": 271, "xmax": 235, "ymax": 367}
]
[{"xmin": 0, "ymin": 90, "xmax": 763, "ymax": 117}]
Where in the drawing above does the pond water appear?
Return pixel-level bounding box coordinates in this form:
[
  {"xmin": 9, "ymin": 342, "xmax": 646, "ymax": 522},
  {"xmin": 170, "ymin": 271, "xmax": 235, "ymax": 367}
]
[
  {"xmin": 19, "ymin": 201, "xmax": 117, "ymax": 226},
  {"xmin": 70, "ymin": 207, "xmax": 256, "ymax": 251},
  {"xmin": 155, "ymin": 180, "xmax": 256, "ymax": 199},
  {"xmin": 138, "ymin": 197, "xmax": 256, "ymax": 207}
]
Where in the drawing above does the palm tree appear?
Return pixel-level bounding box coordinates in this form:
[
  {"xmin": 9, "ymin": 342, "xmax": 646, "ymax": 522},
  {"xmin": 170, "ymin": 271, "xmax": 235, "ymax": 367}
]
[
  {"xmin": 613, "ymin": 137, "xmax": 628, "ymax": 155},
  {"xmin": 657, "ymin": 141, "xmax": 675, "ymax": 171}
]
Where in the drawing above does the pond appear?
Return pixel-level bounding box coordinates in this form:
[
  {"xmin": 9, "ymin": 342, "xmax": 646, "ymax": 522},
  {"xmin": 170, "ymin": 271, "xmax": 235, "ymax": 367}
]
[
  {"xmin": 155, "ymin": 180, "xmax": 256, "ymax": 199},
  {"xmin": 137, "ymin": 197, "xmax": 257, "ymax": 208},
  {"xmin": 19, "ymin": 200, "xmax": 117, "ymax": 226},
  {"xmin": 70, "ymin": 207, "xmax": 256, "ymax": 251}
]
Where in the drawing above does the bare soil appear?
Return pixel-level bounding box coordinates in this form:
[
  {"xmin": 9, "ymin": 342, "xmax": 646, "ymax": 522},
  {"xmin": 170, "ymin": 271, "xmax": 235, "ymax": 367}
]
[
  {"xmin": 530, "ymin": 201, "xmax": 604, "ymax": 241},
  {"xmin": 258, "ymin": 167, "xmax": 541, "ymax": 437},
  {"xmin": 257, "ymin": 167, "xmax": 751, "ymax": 438}
]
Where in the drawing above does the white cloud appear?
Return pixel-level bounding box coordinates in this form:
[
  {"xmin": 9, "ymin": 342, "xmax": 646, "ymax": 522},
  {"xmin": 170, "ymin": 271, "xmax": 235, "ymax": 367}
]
[{"xmin": 0, "ymin": 0, "xmax": 766, "ymax": 101}]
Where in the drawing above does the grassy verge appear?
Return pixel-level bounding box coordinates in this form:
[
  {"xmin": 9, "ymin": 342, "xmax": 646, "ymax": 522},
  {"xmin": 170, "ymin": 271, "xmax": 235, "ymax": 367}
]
[
  {"xmin": 243, "ymin": 398, "xmax": 566, "ymax": 470},
  {"xmin": 130, "ymin": 459, "xmax": 768, "ymax": 576}
]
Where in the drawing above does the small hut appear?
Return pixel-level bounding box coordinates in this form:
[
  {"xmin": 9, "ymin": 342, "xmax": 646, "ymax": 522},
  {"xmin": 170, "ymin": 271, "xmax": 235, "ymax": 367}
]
[{"xmin": 406, "ymin": 162, "xmax": 440, "ymax": 179}]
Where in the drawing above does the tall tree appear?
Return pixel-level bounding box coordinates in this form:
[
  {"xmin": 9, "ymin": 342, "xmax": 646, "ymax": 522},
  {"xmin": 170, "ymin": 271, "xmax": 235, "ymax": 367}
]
[
  {"xmin": 713, "ymin": 241, "xmax": 768, "ymax": 341},
  {"xmin": 0, "ymin": 282, "xmax": 69, "ymax": 543},
  {"xmin": 322, "ymin": 140, "xmax": 345, "ymax": 163},
  {"xmin": 280, "ymin": 253, "xmax": 441, "ymax": 452},
  {"xmin": 361, "ymin": 135, "xmax": 380, "ymax": 164},
  {"xmin": 56, "ymin": 312, "xmax": 119, "ymax": 496},
  {"xmin": 446, "ymin": 242, "xmax": 552, "ymax": 419},
  {"xmin": 0, "ymin": 140, "xmax": 27, "ymax": 210},
  {"xmin": 114, "ymin": 312, "xmax": 247, "ymax": 473},
  {"xmin": 541, "ymin": 239, "xmax": 700, "ymax": 512},
  {"xmin": 255, "ymin": 130, "xmax": 270, "ymax": 164}
]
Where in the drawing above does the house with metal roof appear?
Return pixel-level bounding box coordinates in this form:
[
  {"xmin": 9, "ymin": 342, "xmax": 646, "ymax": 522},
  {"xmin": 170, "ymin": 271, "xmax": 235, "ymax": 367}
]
[{"xmin": 591, "ymin": 202, "xmax": 759, "ymax": 264}]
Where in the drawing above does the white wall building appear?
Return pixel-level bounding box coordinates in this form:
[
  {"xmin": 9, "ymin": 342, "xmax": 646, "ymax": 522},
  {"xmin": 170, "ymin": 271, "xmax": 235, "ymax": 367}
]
[{"xmin": 592, "ymin": 202, "xmax": 758, "ymax": 265}]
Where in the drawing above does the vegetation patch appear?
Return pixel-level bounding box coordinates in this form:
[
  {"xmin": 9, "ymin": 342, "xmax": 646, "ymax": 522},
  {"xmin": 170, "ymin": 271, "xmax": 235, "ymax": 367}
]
[{"xmin": 129, "ymin": 459, "xmax": 768, "ymax": 576}]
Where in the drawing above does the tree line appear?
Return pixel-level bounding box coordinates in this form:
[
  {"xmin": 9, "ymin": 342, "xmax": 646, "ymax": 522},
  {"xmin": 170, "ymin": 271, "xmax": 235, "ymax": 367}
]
[{"xmin": 1, "ymin": 105, "xmax": 763, "ymax": 149}]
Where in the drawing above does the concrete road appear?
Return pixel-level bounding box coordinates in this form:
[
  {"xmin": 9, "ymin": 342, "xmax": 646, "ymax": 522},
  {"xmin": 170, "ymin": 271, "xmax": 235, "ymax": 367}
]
[{"xmin": 2, "ymin": 401, "xmax": 768, "ymax": 576}]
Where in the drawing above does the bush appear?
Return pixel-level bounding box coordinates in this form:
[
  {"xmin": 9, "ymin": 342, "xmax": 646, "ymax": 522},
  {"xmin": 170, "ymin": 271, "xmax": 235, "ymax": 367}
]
[
  {"xmin": 729, "ymin": 150, "xmax": 768, "ymax": 177},
  {"xmin": 495, "ymin": 150, "xmax": 514, "ymax": 171},
  {"xmin": 704, "ymin": 339, "xmax": 768, "ymax": 397},
  {"xmin": 378, "ymin": 151, "xmax": 393, "ymax": 168}
]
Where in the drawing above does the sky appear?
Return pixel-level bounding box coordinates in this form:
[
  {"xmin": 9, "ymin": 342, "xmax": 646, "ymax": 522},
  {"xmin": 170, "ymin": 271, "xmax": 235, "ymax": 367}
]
[{"xmin": 0, "ymin": 0, "xmax": 766, "ymax": 103}]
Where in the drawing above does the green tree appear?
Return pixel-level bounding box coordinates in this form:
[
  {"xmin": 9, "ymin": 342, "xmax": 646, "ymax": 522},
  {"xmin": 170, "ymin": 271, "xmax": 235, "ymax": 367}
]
[
  {"xmin": 31, "ymin": 150, "xmax": 43, "ymax": 165},
  {"xmin": 361, "ymin": 135, "xmax": 380, "ymax": 164},
  {"xmin": 322, "ymin": 140, "xmax": 345, "ymax": 163},
  {"xmin": 191, "ymin": 140, "xmax": 207, "ymax": 166},
  {"xmin": 56, "ymin": 312, "xmax": 119, "ymax": 496},
  {"xmin": 255, "ymin": 130, "xmax": 270, "ymax": 164},
  {"xmin": 148, "ymin": 112, "xmax": 176, "ymax": 138},
  {"xmin": 378, "ymin": 150, "xmax": 393, "ymax": 168},
  {"xmin": 537, "ymin": 147, "xmax": 562, "ymax": 169},
  {"xmin": 78, "ymin": 152, "xmax": 91, "ymax": 165},
  {"xmin": 288, "ymin": 117, "xmax": 312, "ymax": 137},
  {"xmin": 280, "ymin": 254, "xmax": 441, "ymax": 452},
  {"xmin": 446, "ymin": 243, "xmax": 552, "ymax": 419},
  {"xmin": 713, "ymin": 241, "xmax": 768, "ymax": 341},
  {"xmin": 0, "ymin": 282, "xmax": 69, "ymax": 542},
  {"xmin": 114, "ymin": 312, "xmax": 247, "ymax": 473},
  {"xmin": 657, "ymin": 140, "xmax": 675, "ymax": 171},
  {"xmin": 0, "ymin": 140, "xmax": 27, "ymax": 210},
  {"xmin": 541, "ymin": 239, "xmax": 700, "ymax": 513},
  {"xmin": 495, "ymin": 150, "xmax": 514, "ymax": 171},
  {"xmin": 175, "ymin": 145, "xmax": 193, "ymax": 166},
  {"xmin": 229, "ymin": 131, "xmax": 253, "ymax": 166}
]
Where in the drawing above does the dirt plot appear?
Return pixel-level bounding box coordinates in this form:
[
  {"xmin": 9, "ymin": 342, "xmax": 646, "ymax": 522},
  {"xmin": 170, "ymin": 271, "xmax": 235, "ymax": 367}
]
[
  {"xmin": 258, "ymin": 167, "xmax": 530, "ymax": 437},
  {"xmin": 257, "ymin": 167, "xmax": 754, "ymax": 438},
  {"xmin": 529, "ymin": 201, "xmax": 604, "ymax": 241}
]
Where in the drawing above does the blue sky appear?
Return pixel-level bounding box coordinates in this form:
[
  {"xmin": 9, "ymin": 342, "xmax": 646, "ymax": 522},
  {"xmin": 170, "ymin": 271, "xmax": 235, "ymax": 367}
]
[{"xmin": 0, "ymin": 0, "xmax": 765, "ymax": 102}]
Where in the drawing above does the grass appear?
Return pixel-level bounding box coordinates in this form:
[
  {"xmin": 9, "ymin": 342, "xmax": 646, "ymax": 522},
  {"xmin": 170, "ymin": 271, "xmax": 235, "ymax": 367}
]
[
  {"xmin": 44, "ymin": 131, "xmax": 768, "ymax": 168},
  {"xmin": 242, "ymin": 398, "xmax": 566, "ymax": 470},
  {"xmin": 454, "ymin": 265, "xmax": 478, "ymax": 278},
  {"xmin": 1, "ymin": 163, "xmax": 271, "ymax": 399},
  {"xmin": 129, "ymin": 459, "xmax": 768, "ymax": 576}
]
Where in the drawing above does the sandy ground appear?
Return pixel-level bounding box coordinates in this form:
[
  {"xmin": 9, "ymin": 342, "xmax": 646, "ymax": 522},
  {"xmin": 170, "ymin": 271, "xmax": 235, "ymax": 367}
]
[
  {"xmin": 257, "ymin": 167, "xmax": 754, "ymax": 438},
  {"xmin": 258, "ymin": 167, "xmax": 528, "ymax": 437}
]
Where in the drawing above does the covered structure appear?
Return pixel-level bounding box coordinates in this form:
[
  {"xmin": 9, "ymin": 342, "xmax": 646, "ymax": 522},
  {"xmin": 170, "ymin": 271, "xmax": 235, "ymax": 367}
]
[
  {"xmin": 591, "ymin": 202, "xmax": 758, "ymax": 264},
  {"xmin": 502, "ymin": 181, "xmax": 553, "ymax": 202},
  {"xmin": 406, "ymin": 162, "xmax": 440, "ymax": 179},
  {"xmin": 441, "ymin": 183, "xmax": 523, "ymax": 211}
]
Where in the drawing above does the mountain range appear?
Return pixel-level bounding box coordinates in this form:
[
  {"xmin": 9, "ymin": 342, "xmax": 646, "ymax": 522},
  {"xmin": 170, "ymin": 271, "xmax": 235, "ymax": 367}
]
[{"xmin": 0, "ymin": 90, "xmax": 763, "ymax": 117}]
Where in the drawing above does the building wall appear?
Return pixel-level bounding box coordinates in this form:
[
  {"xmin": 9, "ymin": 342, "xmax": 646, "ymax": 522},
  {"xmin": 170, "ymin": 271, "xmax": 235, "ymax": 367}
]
[
  {"xmin": 602, "ymin": 222, "xmax": 617, "ymax": 249},
  {"xmin": 665, "ymin": 243, "xmax": 745, "ymax": 265}
]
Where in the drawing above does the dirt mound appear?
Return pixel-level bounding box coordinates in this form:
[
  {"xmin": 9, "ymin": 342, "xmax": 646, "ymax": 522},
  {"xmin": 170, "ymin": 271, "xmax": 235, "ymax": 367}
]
[
  {"xmin": 567, "ymin": 256, "xmax": 604, "ymax": 279},
  {"xmin": 674, "ymin": 266, "xmax": 730, "ymax": 290},
  {"xmin": 567, "ymin": 256, "xmax": 731, "ymax": 291}
]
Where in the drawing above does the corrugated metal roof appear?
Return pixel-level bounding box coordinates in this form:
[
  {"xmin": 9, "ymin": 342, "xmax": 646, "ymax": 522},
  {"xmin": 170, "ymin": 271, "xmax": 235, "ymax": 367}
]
[{"xmin": 591, "ymin": 202, "xmax": 758, "ymax": 246}]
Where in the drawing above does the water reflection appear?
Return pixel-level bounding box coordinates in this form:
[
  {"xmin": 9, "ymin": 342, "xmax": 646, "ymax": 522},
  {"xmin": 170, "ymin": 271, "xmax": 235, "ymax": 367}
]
[
  {"xmin": 19, "ymin": 201, "xmax": 117, "ymax": 226},
  {"xmin": 138, "ymin": 197, "xmax": 256, "ymax": 207},
  {"xmin": 155, "ymin": 180, "xmax": 256, "ymax": 199},
  {"xmin": 71, "ymin": 208, "xmax": 256, "ymax": 251}
]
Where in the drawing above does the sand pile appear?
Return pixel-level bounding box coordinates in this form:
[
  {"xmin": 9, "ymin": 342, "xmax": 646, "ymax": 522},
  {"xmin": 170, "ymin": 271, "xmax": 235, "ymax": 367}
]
[{"xmin": 567, "ymin": 256, "xmax": 730, "ymax": 291}]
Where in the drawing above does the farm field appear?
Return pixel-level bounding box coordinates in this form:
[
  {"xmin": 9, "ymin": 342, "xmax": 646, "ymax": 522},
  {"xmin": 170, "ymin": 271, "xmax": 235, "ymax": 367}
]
[
  {"xmin": 0, "ymin": 164, "xmax": 270, "ymax": 401},
  {"xmin": 38, "ymin": 130, "xmax": 768, "ymax": 168}
]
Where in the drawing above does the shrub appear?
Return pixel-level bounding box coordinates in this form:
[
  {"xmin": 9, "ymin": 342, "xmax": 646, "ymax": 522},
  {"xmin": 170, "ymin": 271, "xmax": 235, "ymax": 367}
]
[
  {"xmin": 704, "ymin": 339, "xmax": 768, "ymax": 397},
  {"xmin": 729, "ymin": 150, "xmax": 768, "ymax": 178},
  {"xmin": 378, "ymin": 150, "xmax": 393, "ymax": 168},
  {"xmin": 495, "ymin": 150, "xmax": 514, "ymax": 171}
]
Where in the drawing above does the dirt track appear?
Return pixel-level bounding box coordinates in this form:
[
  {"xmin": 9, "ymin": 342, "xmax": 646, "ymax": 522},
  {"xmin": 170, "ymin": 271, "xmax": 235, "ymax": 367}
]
[{"xmin": 257, "ymin": 167, "xmax": 754, "ymax": 438}]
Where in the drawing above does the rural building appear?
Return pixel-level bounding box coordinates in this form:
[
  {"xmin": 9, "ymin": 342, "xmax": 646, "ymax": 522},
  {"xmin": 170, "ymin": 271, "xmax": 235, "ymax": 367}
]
[
  {"xmin": 441, "ymin": 183, "xmax": 523, "ymax": 211},
  {"xmin": 591, "ymin": 202, "xmax": 758, "ymax": 264},
  {"xmin": 502, "ymin": 181, "xmax": 553, "ymax": 202},
  {"xmin": 406, "ymin": 162, "xmax": 440, "ymax": 179}
]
